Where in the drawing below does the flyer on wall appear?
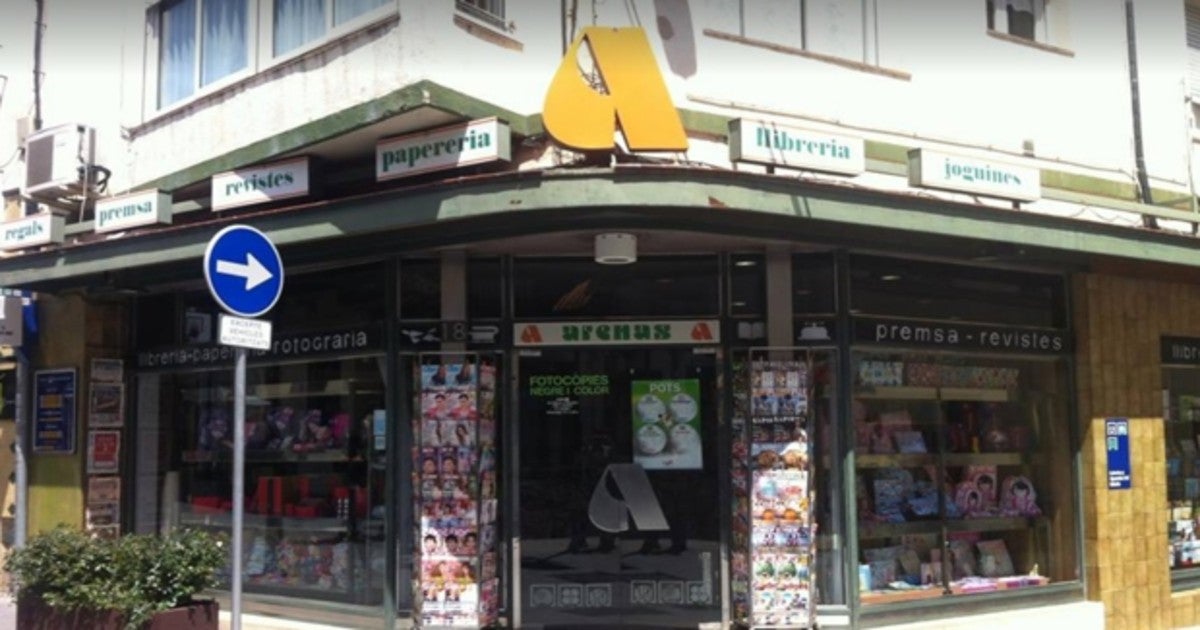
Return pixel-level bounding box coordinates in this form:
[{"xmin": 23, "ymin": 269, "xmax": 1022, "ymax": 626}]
[
  {"xmin": 34, "ymin": 368, "xmax": 77, "ymax": 454},
  {"xmin": 87, "ymin": 430, "xmax": 121, "ymax": 474},
  {"xmin": 88, "ymin": 382, "xmax": 124, "ymax": 428},
  {"xmin": 631, "ymin": 378, "xmax": 702, "ymax": 470}
]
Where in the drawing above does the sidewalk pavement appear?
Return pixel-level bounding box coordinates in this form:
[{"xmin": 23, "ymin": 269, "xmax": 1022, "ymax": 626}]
[{"xmin": 0, "ymin": 594, "xmax": 366, "ymax": 630}]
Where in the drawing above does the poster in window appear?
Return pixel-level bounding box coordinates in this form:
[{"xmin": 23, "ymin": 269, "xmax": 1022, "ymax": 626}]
[
  {"xmin": 88, "ymin": 382, "xmax": 124, "ymax": 428},
  {"xmin": 34, "ymin": 368, "xmax": 76, "ymax": 454},
  {"xmin": 87, "ymin": 430, "xmax": 121, "ymax": 474},
  {"xmin": 631, "ymin": 379, "xmax": 702, "ymax": 470}
]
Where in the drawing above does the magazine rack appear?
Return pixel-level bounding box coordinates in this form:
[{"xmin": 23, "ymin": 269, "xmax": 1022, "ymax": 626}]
[
  {"xmin": 731, "ymin": 348, "xmax": 818, "ymax": 629},
  {"xmin": 413, "ymin": 352, "xmax": 500, "ymax": 628}
]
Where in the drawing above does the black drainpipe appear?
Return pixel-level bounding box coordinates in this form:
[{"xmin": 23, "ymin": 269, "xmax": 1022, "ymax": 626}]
[{"xmin": 1125, "ymin": 0, "xmax": 1159, "ymax": 228}]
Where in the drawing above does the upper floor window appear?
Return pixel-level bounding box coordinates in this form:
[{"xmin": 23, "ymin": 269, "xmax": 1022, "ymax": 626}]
[
  {"xmin": 456, "ymin": 0, "xmax": 506, "ymax": 29},
  {"xmin": 274, "ymin": 0, "xmax": 390, "ymax": 56},
  {"xmin": 987, "ymin": 0, "xmax": 1045, "ymax": 42},
  {"xmin": 154, "ymin": 0, "xmax": 392, "ymax": 110},
  {"xmin": 159, "ymin": 0, "xmax": 250, "ymax": 107}
]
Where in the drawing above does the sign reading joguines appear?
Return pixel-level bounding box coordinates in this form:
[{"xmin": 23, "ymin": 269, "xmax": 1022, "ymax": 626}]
[
  {"xmin": 514, "ymin": 320, "xmax": 720, "ymax": 346},
  {"xmin": 211, "ymin": 157, "xmax": 310, "ymax": 211},
  {"xmin": 730, "ymin": 119, "xmax": 864, "ymax": 176},
  {"xmin": 376, "ymin": 118, "xmax": 511, "ymax": 181},
  {"xmin": 854, "ymin": 317, "xmax": 1068, "ymax": 354},
  {"xmin": 908, "ymin": 148, "xmax": 1040, "ymax": 202},
  {"xmin": 94, "ymin": 189, "xmax": 171, "ymax": 233}
]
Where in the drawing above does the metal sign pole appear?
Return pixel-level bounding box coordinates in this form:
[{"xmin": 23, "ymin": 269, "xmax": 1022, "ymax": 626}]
[{"xmin": 231, "ymin": 346, "xmax": 246, "ymax": 630}]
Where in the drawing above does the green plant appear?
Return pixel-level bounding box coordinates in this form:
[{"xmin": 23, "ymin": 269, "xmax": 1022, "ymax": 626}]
[{"xmin": 6, "ymin": 525, "xmax": 226, "ymax": 629}]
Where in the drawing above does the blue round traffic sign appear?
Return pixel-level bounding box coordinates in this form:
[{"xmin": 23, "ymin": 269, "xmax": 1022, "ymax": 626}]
[{"xmin": 203, "ymin": 225, "xmax": 284, "ymax": 318}]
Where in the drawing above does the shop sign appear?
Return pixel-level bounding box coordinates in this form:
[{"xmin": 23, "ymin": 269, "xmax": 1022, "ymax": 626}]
[
  {"xmin": 1105, "ymin": 417, "xmax": 1131, "ymax": 490},
  {"xmin": 93, "ymin": 189, "xmax": 171, "ymax": 233},
  {"xmin": 0, "ymin": 213, "xmax": 64, "ymax": 251},
  {"xmin": 137, "ymin": 323, "xmax": 382, "ymax": 369},
  {"xmin": 34, "ymin": 368, "xmax": 76, "ymax": 454},
  {"xmin": 854, "ymin": 317, "xmax": 1068, "ymax": 354},
  {"xmin": 211, "ymin": 157, "xmax": 309, "ymax": 211},
  {"xmin": 795, "ymin": 320, "xmax": 836, "ymax": 345},
  {"xmin": 527, "ymin": 373, "xmax": 610, "ymax": 398},
  {"xmin": 632, "ymin": 379, "xmax": 702, "ymax": 470},
  {"xmin": 1162, "ymin": 336, "xmax": 1200, "ymax": 365},
  {"xmin": 400, "ymin": 323, "xmax": 502, "ymax": 347},
  {"xmin": 218, "ymin": 314, "xmax": 273, "ymax": 351},
  {"xmin": 730, "ymin": 119, "xmax": 865, "ymax": 176},
  {"xmin": 377, "ymin": 118, "xmax": 511, "ymax": 181},
  {"xmin": 514, "ymin": 320, "xmax": 720, "ymax": 347},
  {"xmin": 907, "ymin": 148, "xmax": 1040, "ymax": 202},
  {"xmin": 543, "ymin": 27, "xmax": 687, "ymax": 152}
]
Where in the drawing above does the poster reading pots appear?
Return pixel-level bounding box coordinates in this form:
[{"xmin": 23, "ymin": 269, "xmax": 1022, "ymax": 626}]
[{"xmin": 631, "ymin": 379, "xmax": 702, "ymax": 470}]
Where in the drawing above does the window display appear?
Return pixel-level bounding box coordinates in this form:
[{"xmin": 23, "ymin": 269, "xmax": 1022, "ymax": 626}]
[
  {"xmin": 1164, "ymin": 349, "xmax": 1200, "ymax": 576},
  {"xmin": 853, "ymin": 352, "xmax": 1075, "ymax": 603},
  {"xmin": 163, "ymin": 356, "xmax": 387, "ymax": 604}
]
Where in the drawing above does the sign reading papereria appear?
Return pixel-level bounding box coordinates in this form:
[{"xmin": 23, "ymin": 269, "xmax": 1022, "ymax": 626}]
[{"xmin": 203, "ymin": 225, "xmax": 284, "ymax": 318}]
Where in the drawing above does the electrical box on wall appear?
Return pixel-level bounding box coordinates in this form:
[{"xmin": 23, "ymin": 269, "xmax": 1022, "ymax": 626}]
[{"xmin": 22, "ymin": 123, "xmax": 95, "ymax": 201}]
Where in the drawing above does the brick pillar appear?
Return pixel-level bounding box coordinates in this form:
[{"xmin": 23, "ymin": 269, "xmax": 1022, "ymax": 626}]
[{"xmin": 1080, "ymin": 417, "xmax": 1169, "ymax": 630}]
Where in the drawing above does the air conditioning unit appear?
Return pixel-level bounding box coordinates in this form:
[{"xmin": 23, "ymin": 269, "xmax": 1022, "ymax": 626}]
[{"xmin": 22, "ymin": 123, "xmax": 95, "ymax": 201}]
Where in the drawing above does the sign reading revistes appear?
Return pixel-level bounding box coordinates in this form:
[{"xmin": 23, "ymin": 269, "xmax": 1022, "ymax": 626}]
[{"xmin": 211, "ymin": 157, "xmax": 310, "ymax": 211}]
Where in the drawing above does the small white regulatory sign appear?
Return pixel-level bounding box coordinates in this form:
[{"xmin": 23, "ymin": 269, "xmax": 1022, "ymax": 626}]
[{"xmin": 218, "ymin": 314, "xmax": 273, "ymax": 350}]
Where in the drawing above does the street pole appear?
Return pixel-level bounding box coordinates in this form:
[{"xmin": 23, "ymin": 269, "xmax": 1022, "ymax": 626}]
[
  {"xmin": 231, "ymin": 347, "xmax": 246, "ymax": 630},
  {"xmin": 13, "ymin": 347, "xmax": 27, "ymax": 548}
]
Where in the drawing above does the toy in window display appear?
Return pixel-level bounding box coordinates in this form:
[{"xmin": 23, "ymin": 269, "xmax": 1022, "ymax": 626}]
[
  {"xmin": 198, "ymin": 407, "xmax": 232, "ymax": 451},
  {"xmin": 953, "ymin": 481, "xmax": 986, "ymax": 518},
  {"xmin": 999, "ymin": 476, "xmax": 1041, "ymax": 517},
  {"xmin": 266, "ymin": 406, "xmax": 297, "ymax": 451}
]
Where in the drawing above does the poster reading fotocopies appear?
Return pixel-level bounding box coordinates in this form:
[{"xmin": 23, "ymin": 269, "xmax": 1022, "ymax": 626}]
[{"xmin": 631, "ymin": 379, "xmax": 702, "ymax": 470}]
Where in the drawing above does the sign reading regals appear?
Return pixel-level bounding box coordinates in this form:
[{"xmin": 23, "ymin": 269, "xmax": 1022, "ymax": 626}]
[
  {"xmin": 854, "ymin": 317, "xmax": 1069, "ymax": 354},
  {"xmin": 1105, "ymin": 418, "xmax": 1131, "ymax": 490},
  {"xmin": 1162, "ymin": 336, "xmax": 1200, "ymax": 365},
  {"xmin": 137, "ymin": 324, "xmax": 382, "ymax": 369},
  {"xmin": 34, "ymin": 368, "xmax": 77, "ymax": 454}
]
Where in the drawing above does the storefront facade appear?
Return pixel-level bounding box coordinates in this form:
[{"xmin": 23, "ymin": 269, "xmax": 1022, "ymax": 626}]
[{"xmin": 12, "ymin": 4, "xmax": 1200, "ymax": 629}]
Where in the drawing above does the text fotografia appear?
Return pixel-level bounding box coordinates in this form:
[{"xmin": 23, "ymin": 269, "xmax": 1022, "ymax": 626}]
[
  {"xmin": 138, "ymin": 328, "xmax": 376, "ymax": 368},
  {"xmin": 856, "ymin": 318, "xmax": 1067, "ymax": 354}
]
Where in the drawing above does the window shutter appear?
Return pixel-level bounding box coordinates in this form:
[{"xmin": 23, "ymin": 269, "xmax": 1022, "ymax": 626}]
[{"xmin": 1187, "ymin": 4, "xmax": 1200, "ymax": 99}]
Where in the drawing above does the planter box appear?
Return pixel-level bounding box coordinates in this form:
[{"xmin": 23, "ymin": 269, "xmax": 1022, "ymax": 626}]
[{"xmin": 18, "ymin": 596, "xmax": 218, "ymax": 630}]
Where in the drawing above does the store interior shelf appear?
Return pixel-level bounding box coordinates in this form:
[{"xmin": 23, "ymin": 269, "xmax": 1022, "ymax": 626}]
[
  {"xmin": 854, "ymin": 386, "xmax": 1010, "ymax": 403},
  {"xmin": 179, "ymin": 510, "xmax": 349, "ymax": 534},
  {"xmin": 856, "ymin": 452, "xmax": 1028, "ymax": 468},
  {"xmin": 182, "ymin": 449, "xmax": 356, "ymax": 464},
  {"xmin": 859, "ymin": 516, "xmax": 1041, "ymax": 539}
]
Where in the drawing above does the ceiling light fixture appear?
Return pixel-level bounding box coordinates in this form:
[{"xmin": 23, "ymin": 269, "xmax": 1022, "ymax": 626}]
[{"xmin": 594, "ymin": 233, "xmax": 637, "ymax": 265}]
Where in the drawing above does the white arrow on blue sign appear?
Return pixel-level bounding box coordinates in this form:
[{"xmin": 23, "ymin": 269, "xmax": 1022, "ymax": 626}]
[{"xmin": 203, "ymin": 225, "xmax": 284, "ymax": 318}]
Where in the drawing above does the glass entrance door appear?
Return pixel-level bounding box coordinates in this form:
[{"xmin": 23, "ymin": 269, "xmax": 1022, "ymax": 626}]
[{"xmin": 516, "ymin": 347, "xmax": 723, "ymax": 629}]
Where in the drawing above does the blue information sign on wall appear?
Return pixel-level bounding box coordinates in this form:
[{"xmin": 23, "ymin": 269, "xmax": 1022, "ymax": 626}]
[
  {"xmin": 1106, "ymin": 417, "xmax": 1131, "ymax": 490},
  {"xmin": 34, "ymin": 368, "xmax": 77, "ymax": 454}
]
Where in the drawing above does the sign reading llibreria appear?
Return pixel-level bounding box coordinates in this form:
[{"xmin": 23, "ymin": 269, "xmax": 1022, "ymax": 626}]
[
  {"xmin": 1162, "ymin": 336, "xmax": 1200, "ymax": 365},
  {"xmin": 854, "ymin": 317, "xmax": 1069, "ymax": 354},
  {"xmin": 514, "ymin": 320, "xmax": 720, "ymax": 346}
]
